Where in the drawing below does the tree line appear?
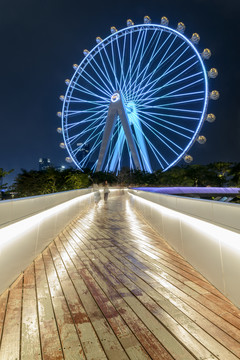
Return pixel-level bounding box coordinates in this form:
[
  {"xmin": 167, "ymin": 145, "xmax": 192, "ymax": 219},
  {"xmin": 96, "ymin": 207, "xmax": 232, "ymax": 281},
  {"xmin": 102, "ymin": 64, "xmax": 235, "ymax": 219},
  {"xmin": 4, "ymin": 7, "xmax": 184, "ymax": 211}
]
[{"xmin": 1, "ymin": 162, "xmax": 240, "ymax": 199}]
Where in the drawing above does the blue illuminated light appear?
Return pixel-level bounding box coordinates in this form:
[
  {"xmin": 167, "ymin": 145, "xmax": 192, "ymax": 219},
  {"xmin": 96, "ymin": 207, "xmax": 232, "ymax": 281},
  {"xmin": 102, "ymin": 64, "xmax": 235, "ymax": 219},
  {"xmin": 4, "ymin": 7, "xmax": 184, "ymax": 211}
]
[{"xmin": 61, "ymin": 22, "xmax": 209, "ymax": 173}]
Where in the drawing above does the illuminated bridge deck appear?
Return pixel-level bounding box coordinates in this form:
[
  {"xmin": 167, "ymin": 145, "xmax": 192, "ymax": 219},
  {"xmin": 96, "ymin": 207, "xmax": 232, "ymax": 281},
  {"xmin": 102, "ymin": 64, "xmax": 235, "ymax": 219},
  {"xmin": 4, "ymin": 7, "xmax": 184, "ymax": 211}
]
[{"xmin": 1, "ymin": 193, "xmax": 240, "ymax": 360}]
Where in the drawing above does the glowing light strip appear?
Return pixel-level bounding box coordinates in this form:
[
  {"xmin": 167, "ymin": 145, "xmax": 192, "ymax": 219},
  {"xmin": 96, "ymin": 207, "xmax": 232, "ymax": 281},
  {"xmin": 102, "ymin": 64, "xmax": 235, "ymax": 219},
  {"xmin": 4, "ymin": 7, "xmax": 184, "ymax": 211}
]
[
  {"xmin": 0, "ymin": 192, "xmax": 93, "ymax": 248},
  {"xmin": 129, "ymin": 192, "xmax": 240, "ymax": 253}
]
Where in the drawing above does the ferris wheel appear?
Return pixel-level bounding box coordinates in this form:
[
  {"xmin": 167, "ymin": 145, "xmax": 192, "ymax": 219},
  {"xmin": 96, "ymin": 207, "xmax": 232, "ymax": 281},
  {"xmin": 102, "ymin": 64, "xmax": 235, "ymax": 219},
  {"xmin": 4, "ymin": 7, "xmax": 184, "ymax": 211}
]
[{"xmin": 58, "ymin": 16, "xmax": 219, "ymax": 173}]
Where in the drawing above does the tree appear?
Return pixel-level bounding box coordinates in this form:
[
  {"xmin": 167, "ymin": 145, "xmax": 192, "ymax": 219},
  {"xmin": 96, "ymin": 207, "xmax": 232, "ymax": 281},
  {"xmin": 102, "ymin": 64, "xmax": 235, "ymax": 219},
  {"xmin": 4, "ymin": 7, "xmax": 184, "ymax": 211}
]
[
  {"xmin": 64, "ymin": 170, "xmax": 90, "ymax": 190},
  {"xmin": 92, "ymin": 171, "xmax": 117, "ymax": 185},
  {"xmin": 207, "ymin": 162, "xmax": 233, "ymax": 186},
  {"xmin": 228, "ymin": 163, "xmax": 240, "ymax": 186},
  {"xmin": 12, "ymin": 168, "xmax": 91, "ymax": 198},
  {"xmin": 0, "ymin": 168, "xmax": 14, "ymax": 193}
]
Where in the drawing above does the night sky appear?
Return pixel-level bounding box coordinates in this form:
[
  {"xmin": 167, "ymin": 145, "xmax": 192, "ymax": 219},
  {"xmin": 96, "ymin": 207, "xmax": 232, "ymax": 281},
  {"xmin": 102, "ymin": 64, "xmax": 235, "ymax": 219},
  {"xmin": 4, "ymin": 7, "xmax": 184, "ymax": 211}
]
[{"xmin": 1, "ymin": 0, "xmax": 239, "ymax": 185}]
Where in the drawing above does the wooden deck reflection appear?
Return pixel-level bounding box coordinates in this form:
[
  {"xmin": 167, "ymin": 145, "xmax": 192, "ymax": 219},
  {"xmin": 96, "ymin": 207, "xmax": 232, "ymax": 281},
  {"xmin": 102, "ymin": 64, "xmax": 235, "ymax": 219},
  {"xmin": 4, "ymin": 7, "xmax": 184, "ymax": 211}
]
[{"xmin": 0, "ymin": 192, "xmax": 240, "ymax": 360}]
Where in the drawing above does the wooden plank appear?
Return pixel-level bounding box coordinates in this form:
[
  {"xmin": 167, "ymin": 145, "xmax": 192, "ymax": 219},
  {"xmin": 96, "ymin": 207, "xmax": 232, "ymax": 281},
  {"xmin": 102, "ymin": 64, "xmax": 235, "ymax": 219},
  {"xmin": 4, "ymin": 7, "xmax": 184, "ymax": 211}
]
[
  {"xmin": 99, "ymin": 246, "xmax": 240, "ymax": 359},
  {"xmin": 110, "ymin": 243, "xmax": 240, "ymax": 343},
  {"xmin": 112, "ymin": 235, "xmax": 240, "ymax": 329},
  {"xmin": 0, "ymin": 276, "xmax": 23, "ymax": 360},
  {"xmin": 35, "ymin": 255, "xmax": 64, "ymax": 360},
  {"xmin": 54, "ymin": 236, "xmax": 131, "ymax": 359},
  {"xmin": 53, "ymin": 237, "xmax": 129, "ymax": 360},
  {"xmin": 21, "ymin": 263, "xmax": 41, "ymax": 360},
  {"xmin": 63, "ymin": 234, "xmax": 174, "ymax": 360},
  {"xmin": 0, "ymin": 290, "xmax": 9, "ymax": 347},
  {"xmin": 42, "ymin": 248, "xmax": 86, "ymax": 360},
  {"xmin": 81, "ymin": 245, "xmax": 195, "ymax": 360},
  {"xmin": 49, "ymin": 240, "xmax": 108, "ymax": 360}
]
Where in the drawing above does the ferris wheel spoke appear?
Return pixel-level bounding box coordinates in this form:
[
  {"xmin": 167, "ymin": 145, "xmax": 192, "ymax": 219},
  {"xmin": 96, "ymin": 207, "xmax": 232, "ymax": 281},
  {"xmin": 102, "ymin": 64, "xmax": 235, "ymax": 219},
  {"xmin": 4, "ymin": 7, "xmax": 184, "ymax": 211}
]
[
  {"xmin": 120, "ymin": 29, "xmax": 145, "ymax": 97},
  {"xmin": 110, "ymin": 37, "xmax": 121, "ymax": 90},
  {"xmin": 102, "ymin": 43, "xmax": 121, "ymax": 92},
  {"xmin": 97, "ymin": 50, "xmax": 117, "ymax": 94},
  {"xmin": 70, "ymin": 81, "xmax": 110, "ymax": 101},
  {"xmin": 115, "ymin": 34, "xmax": 126, "ymax": 91},
  {"xmin": 66, "ymin": 107, "xmax": 106, "ymax": 115},
  {"xmin": 68, "ymin": 119, "xmax": 105, "ymax": 147},
  {"xmin": 138, "ymin": 114, "xmax": 183, "ymax": 155},
  {"xmin": 69, "ymin": 122, "xmax": 103, "ymax": 142},
  {"xmin": 140, "ymin": 70, "xmax": 203, "ymax": 103},
  {"xmin": 67, "ymin": 96, "xmax": 109, "ymax": 106},
  {"xmin": 157, "ymin": 97, "xmax": 205, "ymax": 108},
  {"xmin": 124, "ymin": 28, "xmax": 159, "ymax": 98},
  {"xmin": 130, "ymin": 110, "xmax": 177, "ymax": 162},
  {"xmin": 69, "ymin": 110, "xmax": 105, "ymax": 136},
  {"xmin": 89, "ymin": 57, "xmax": 115, "ymax": 94},
  {"xmin": 122, "ymin": 29, "xmax": 149, "ymax": 98},
  {"xmin": 162, "ymin": 90, "xmax": 204, "ymax": 99},
  {"xmin": 132, "ymin": 122, "xmax": 168, "ymax": 167},
  {"xmin": 64, "ymin": 108, "xmax": 107, "ymax": 130},
  {"xmin": 137, "ymin": 47, "xmax": 194, "ymax": 101},
  {"xmin": 161, "ymin": 70, "xmax": 203, "ymax": 90},
  {"xmin": 137, "ymin": 43, "xmax": 193, "ymax": 100},
  {"xmin": 139, "ymin": 60, "xmax": 201, "ymax": 103},
  {"xmin": 137, "ymin": 108, "xmax": 195, "ymax": 133},
  {"xmin": 131, "ymin": 29, "xmax": 158, "ymax": 100},
  {"xmin": 80, "ymin": 69, "xmax": 112, "ymax": 97},
  {"xmin": 74, "ymin": 71, "xmax": 111, "ymax": 98},
  {"xmin": 78, "ymin": 131, "xmax": 103, "ymax": 168},
  {"xmin": 132, "ymin": 31, "xmax": 171, "ymax": 98},
  {"xmin": 141, "ymin": 85, "xmax": 204, "ymax": 108},
  {"xmin": 72, "ymin": 119, "xmax": 105, "ymax": 156},
  {"xmin": 135, "ymin": 33, "xmax": 182, "ymax": 99},
  {"xmin": 159, "ymin": 80, "xmax": 204, "ymax": 99},
  {"xmin": 138, "ymin": 110, "xmax": 192, "ymax": 141},
  {"xmin": 136, "ymin": 108, "xmax": 199, "ymax": 121}
]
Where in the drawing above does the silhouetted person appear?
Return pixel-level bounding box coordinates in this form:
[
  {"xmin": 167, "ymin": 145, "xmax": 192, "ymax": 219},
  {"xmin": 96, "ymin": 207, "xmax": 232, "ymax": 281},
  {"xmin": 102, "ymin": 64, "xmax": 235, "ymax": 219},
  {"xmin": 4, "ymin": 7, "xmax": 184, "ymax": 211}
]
[{"xmin": 103, "ymin": 180, "xmax": 110, "ymax": 202}]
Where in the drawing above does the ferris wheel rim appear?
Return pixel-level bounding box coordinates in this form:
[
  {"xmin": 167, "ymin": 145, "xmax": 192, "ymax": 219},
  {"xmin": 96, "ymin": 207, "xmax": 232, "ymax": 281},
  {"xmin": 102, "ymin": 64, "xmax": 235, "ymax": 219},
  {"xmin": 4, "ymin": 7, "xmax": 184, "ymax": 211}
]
[{"xmin": 61, "ymin": 22, "xmax": 209, "ymax": 172}]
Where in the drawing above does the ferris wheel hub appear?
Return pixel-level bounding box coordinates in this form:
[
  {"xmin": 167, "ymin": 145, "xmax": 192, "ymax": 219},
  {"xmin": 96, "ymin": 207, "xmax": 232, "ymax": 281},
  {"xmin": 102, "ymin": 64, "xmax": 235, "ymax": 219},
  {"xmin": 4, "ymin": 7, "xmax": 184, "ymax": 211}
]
[{"xmin": 111, "ymin": 92, "xmax": 120, "ymax": 102}]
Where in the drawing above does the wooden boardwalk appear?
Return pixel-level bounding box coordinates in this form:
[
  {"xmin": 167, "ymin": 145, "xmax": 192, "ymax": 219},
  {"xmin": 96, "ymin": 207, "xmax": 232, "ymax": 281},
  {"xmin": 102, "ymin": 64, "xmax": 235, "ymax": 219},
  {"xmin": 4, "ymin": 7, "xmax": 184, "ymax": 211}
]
[{"xmin": 0, "ymin": 192, "xmax": 240, "ymax": 360}]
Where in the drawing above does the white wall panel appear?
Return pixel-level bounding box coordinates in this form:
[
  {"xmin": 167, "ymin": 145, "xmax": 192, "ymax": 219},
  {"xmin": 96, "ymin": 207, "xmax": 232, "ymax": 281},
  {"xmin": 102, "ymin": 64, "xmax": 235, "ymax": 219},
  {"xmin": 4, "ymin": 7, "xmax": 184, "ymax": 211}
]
[
  {"xmin": 0, "ymin": 189, "xmax": 94, "ymax": 294},
  {"xmin": 128, "ymin": 190, "xmax": 240, "ymax": 308}
]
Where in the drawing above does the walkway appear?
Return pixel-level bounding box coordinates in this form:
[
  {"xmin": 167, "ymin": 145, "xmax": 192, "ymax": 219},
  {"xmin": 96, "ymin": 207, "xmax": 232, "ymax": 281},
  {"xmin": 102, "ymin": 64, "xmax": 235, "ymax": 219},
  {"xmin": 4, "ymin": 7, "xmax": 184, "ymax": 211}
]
[{"xmin": 0, "ymin": 192, "xmax": 240, "ymax": 360}]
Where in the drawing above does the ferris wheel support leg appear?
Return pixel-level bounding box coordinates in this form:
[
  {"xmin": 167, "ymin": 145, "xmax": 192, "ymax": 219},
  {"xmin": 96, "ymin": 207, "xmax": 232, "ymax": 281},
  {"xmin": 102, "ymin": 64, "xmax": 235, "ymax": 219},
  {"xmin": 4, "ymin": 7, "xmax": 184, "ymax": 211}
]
[{"xmin": 96, "ymin": 92, "xmax": 143, "ymax": 172}]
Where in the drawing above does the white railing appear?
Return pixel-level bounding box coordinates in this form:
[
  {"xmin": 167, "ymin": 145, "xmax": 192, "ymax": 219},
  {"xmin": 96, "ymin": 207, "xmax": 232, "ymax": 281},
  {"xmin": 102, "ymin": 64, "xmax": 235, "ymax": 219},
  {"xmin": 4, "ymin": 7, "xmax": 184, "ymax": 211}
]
[
  {"xmin": 128, "ymin": 189, "xmax": 240, "ymax": 309},
  {"xmin": 0, "ymin": 189, "xmax": 94, "ymax": 294}
]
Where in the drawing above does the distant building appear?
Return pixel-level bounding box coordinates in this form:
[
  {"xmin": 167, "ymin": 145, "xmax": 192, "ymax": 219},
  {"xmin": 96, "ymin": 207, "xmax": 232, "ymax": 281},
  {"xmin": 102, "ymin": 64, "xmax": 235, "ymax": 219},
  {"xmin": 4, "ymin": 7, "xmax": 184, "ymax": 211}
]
[{"xmin": 39, "ymin": 158, "xmax": 51, "ymax": 171}]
